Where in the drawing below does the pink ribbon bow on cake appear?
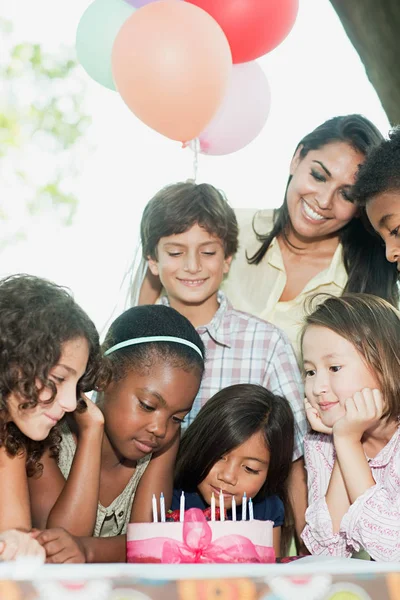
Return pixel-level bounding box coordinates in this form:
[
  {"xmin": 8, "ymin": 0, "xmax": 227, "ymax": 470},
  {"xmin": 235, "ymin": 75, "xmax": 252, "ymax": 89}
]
[{"xmin": 128, "ymin": 508, "xmax": 275, "ymax": 564}]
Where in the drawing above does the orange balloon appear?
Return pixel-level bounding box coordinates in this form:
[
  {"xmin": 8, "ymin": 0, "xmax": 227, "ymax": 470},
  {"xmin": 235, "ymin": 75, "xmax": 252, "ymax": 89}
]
[{"xmin": 112, "ymin": 0, "xmax": 232, "ymax": 142}]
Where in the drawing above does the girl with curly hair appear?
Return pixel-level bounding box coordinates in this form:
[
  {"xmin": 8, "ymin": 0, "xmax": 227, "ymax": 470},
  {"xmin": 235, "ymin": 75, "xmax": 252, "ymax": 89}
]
[{"xmin": 0, "ymin": 274, "xmax": 106, "ymax": 560}]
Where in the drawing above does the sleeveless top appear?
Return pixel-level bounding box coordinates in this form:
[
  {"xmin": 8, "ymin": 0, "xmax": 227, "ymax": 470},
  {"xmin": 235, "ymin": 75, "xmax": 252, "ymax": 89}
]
[{"xmin": 58, "ymin": 422, "xmax": 151, "ymax": 537}]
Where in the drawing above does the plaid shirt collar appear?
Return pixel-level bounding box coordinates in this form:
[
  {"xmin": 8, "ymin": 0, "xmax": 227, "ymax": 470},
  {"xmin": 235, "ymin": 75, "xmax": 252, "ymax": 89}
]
[{"xmin": 160, "ymin": 291, "xmax": 232, "ymax": 348}]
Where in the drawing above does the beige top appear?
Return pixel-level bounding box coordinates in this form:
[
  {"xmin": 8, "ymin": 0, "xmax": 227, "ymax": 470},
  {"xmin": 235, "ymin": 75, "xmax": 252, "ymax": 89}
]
[
  {"xmin": 222, "ymin": 209, "xmax": 348, "ymax": 359},
  {"xmin": 58, "ymin": 423, "xmax": 151, "ymax": 537}
]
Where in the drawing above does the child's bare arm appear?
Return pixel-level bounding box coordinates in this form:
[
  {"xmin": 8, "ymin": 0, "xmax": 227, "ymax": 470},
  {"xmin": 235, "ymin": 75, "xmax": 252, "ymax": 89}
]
[
  {"xmin": 0, "ymin": 447, "xmax": 31, "ymax": 531},
  {"xmin": 29, "ymin": 398, "xmax": 104, "ymax": 536},
  {"xmin": 37, "ymin": 529, "xmax": 126, "ymax": 563}
]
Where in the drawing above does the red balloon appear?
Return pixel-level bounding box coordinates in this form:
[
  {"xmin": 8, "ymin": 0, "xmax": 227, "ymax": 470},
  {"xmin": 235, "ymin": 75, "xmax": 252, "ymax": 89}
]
[{"xmin": 185, "ymin": 0, "xmax": 299, "ymax": 63}]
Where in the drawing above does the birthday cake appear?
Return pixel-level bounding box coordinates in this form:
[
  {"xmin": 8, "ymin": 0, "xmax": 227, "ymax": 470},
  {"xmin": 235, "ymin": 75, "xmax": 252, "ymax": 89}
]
[{"xmin": 127, "ymin": 507, "xmax": 275, "ymax": 564}]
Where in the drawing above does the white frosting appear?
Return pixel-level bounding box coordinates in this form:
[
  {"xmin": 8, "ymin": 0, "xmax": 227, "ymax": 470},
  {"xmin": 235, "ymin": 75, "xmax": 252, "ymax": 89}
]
[{"xmin": 127, "ymin": 520, "xmax": 273, "ymax": 547}]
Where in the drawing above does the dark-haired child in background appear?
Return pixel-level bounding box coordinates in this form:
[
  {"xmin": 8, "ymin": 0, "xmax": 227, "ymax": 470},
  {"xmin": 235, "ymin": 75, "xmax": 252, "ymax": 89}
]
[
  {"xmin": 0, "ymin": 274, "xmax": 107, "ymax": 561},
  {"xmin": 172, "ymin": 384, "xmax": 295, "ymax": 557},
  {"xmin": 352, "ymin": 127, "xmax": 400, "ymax": 274},
  {"xmin": 29, "ymin": 304, "xmax": 205, "ymax": 563}
]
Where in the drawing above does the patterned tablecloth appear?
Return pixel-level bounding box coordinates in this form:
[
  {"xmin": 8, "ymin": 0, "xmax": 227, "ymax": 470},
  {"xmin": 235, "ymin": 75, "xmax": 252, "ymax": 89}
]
[{"xmin": 0, "ymin": 559, "xmax": 399, "ymax": 600}]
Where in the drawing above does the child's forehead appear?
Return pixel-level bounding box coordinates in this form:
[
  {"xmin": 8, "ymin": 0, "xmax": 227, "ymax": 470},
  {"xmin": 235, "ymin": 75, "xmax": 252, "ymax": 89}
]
[
  {"xmin": 303, "ymin": 325, "xmax": 349, "ymax": 351},
  {"xmin": 158, "ymin": 223, "xmax": 223, "ymax": 246},
  {"xmin": 367, "ymin": 190, "xmax": 400, "ymax": 213}
]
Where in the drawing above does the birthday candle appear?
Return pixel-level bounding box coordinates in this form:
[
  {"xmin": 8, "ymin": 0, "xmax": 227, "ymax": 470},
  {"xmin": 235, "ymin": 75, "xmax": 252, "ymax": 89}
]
[
  {"xmin": 160, "ymin": 492, "xmax": 166, "ymax": 522},
  {"xmin": 211, "ymin": 492, "xmax": 216, "ymax": 521},
  {"xmin": 152, "ymin": 494, "xmax": 158, "ymax": 523},
  {"xmin": 231, "ymin": 496, "xmax": 236, "ymax": 521},
  {"xmin": 249, "ymin": 497, "xmax": 254, "ymax": 521},
  {"xmin": 219, "ymin": 489, "xmax": 225, "ymax": 521},
  {"xmin": 242, "ymin": 492, "xmax": 247, "ymax": 521},
  {"xmin": 179, "ymin": 491, "xmax": 185, "ymax": 522}
]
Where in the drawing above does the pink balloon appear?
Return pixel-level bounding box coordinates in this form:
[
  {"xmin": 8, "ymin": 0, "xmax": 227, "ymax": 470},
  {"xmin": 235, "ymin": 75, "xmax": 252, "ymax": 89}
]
[
  {"xmin": 192, "ymin": 62, "xmax": 271, "ymax": 155},
  {"xmin": 124, "ymin": 0, "xmax": 181, "ymax": 7}
]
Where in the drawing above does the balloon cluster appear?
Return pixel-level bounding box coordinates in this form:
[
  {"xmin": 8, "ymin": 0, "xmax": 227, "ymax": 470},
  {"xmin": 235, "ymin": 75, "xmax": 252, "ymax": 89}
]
[{"xmin": 76, "ymin": 0, "xmax": 298, "ymax": 155}]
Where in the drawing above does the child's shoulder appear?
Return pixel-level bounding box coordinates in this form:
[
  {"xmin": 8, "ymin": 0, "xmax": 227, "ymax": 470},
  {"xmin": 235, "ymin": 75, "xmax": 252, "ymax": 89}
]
[
  {"xmin": 222, "ymin": 297, "xmax": 290, "ymax": 342},
  {"xmin": 234, "ymin": 208, "xmax": 275, "ymax": 232},
  {"xmin": 171, "ymin": 489, "xmax": 206, "ymax": 511},
  {"xmin": 253, "ymin": 494, "xmax": 285, "ymax": 525},
  {"xmin": 304, "ymin": 431, "xmax": 334, "ymax": 455},
  {"xmin": 234, "ymin": 209, "xmax": 275, "ymax": 256}
]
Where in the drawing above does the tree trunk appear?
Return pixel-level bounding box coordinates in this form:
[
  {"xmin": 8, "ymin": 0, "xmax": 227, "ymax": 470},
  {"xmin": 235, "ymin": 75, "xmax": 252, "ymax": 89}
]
[{"xmin": 329, "ymin": 0, "xmax": 400, "ymax": 125}]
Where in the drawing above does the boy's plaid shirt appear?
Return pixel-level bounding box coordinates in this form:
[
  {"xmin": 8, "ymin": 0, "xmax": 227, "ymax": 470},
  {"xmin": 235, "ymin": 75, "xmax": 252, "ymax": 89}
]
[{"xmin": 162, "ymin": 292, "xmax": 307, "ymax": 460}]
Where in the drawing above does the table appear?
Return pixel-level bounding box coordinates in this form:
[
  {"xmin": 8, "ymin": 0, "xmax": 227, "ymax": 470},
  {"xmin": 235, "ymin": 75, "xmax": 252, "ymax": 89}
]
[{"xmin": 0, "ymin": 558, "xmax": 399, "ymax": 599}]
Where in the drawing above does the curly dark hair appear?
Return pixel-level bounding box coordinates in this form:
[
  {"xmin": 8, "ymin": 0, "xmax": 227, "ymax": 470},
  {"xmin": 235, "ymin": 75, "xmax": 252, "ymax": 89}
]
[
  {"xmin": 0, "ymin": 274, "xmax": 109, "ymax": 476},
  {"xmin": 352, "ymin": 127, "xmax": 400, "ymax": 206},
  {"xmin": 248, "ymin": 115, "xmax": 399, "ymax": 307},
  {"xmin": 140, "ymin": 181, "xmax": 239, "ymax": 259},
  {"xmin": 102, "ymin": 304, "xmax": 205, "ymax": 382}
]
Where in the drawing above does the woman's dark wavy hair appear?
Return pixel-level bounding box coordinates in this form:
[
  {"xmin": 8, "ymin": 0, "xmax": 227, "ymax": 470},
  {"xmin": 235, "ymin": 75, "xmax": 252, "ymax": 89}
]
[
  {"xmin": 248, "ymin": 115, "xmax": 399, "ymax": 307},
  {"xmin": 0, "ymin": 274, "xmax": 108, "ymax": 477},
  {"xmin": 102, "ymin": 304, "xmax": 205, "ymax": 381},
  {"xmin": 174, "ymin": 384, "xmax": 295, "ymax": 557}
]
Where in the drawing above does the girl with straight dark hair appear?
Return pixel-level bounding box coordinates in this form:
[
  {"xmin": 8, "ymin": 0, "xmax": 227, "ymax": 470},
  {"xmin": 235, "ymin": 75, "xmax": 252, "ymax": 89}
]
[
  {"xmin": 172, "ymin": 384, "xmax": 295, "ymax": 557},
  {"xmin": 131, "ymin": 115, "xmax": 398, "ymax": 359}
]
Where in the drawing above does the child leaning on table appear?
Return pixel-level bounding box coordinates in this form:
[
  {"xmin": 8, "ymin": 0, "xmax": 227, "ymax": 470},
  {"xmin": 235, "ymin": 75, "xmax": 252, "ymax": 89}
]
[
  {"xmin": 171, "ymin": 384, "xmax": 295, "ymax": 557},
  {"xmin": 301, "ymin": 293, "xmax": 400, "ymax": 561},
  {"xmin": 0, "ymin": 530, "xmax": 45, "ymax": 562},
  {"xmin": 31, "ymin": 304, "xmax": 205, "ymax": 563}
]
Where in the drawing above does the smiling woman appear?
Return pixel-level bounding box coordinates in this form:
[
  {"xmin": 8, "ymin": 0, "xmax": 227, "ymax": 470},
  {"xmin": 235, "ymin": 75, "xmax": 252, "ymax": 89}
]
[{"xmin": 222, "ymin": 115, "xmax": 399, "ymax": 357}]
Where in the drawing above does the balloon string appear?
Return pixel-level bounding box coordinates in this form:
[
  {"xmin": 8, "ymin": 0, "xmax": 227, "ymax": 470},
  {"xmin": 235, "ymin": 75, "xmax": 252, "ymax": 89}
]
[{"xmin": 192, "ymin": 138, "xmax": 200, "ymax": 181}]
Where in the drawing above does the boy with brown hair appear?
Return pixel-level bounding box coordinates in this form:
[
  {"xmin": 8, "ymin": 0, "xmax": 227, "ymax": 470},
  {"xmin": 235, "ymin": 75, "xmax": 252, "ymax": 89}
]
[{"xmin": 136, "ymin": 181, "xmax": 308, "ymax": 543}]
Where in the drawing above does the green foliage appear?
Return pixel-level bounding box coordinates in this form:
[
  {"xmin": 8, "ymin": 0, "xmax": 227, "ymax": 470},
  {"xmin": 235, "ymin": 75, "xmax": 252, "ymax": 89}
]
[{"xmin": 0, "ymin": 18, "xmax": 91, "ymax": 231}]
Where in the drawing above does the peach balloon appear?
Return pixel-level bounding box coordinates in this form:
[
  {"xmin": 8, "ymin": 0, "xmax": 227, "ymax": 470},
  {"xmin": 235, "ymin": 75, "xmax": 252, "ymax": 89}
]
[{"xmin": 112, "ymin": 0, "xmax": 232, "ymax": 142}]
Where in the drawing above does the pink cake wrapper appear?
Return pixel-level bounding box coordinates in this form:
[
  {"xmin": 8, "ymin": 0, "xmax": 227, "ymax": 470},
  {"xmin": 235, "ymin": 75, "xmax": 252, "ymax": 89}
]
[{"xmin": 127, "ymin": 507, "xmax": 275, "ymax": 564}]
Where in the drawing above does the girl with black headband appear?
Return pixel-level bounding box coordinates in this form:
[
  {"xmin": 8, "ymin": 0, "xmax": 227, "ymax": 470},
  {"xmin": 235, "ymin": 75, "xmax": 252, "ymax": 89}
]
[{"xmin": 29, "ymin": 304, "xmax": 205, "ymax": 563}]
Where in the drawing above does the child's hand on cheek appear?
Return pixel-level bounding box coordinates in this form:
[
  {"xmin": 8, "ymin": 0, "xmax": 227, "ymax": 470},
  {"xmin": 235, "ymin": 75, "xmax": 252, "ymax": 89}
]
[
  {"xmin": 304, "ymin": 399, "xmax": 333, "ymax": 435},
  {"xmin": 73, "ymin": 393, "xmax": 104, "ymax": 433},
  {"xmin": 36, "ymin": 528, "xmax": 87, "ymax": 564},
  {"xmin": 333, "ymin": 388, "xmax": 383, "ymax": 442}
]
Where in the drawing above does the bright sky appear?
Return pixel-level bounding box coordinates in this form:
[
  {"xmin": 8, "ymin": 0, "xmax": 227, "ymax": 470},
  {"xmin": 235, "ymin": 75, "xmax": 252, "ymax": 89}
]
[{"xmin": 0, "ymin": 0, "xmax": 390, "ymax": 335}]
